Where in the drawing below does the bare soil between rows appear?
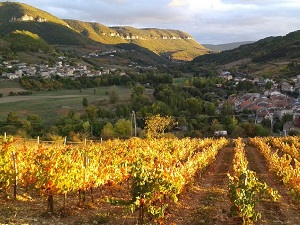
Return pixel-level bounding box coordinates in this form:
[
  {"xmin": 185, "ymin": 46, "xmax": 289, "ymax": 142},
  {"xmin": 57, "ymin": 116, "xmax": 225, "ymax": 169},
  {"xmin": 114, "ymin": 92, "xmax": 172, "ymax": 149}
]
[
  {"xmin": 1, "ymin": 140, "xmax": 300, "ymax": 225},
  {"xmin": 244, "ymin": 143, "xmax": 300, "ymax": 225}
]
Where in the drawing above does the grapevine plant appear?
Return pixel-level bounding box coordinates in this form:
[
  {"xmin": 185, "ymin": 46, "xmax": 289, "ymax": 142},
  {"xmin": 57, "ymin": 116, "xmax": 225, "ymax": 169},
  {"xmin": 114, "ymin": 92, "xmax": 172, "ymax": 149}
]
[
  {"xmin": 0, "ymin": 136, "xmax": 228, "ymax": 223},
  {"xmin": 250, "ymin": 137, "xmax": 300, "ymax": 203},
  {"xmin": 228, "ymin": 138, "xmax": 280, "ymax": 225}
]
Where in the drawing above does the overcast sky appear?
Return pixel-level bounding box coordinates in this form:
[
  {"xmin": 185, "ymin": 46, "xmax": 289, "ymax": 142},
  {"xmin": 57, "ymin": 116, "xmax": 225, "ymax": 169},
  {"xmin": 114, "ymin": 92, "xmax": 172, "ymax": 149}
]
[{"xmin": 9, "ymin": 0, "xmax": 300, "ymax": 44}]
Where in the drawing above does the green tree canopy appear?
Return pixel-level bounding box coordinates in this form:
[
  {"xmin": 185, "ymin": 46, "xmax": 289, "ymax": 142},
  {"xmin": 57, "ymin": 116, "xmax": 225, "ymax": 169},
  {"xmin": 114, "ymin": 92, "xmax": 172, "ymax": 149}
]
[
  {"xmin": 114, "ymin": 119, "xmax": 131, "ymax": 138},
  {"xmin": 101, "ymin": 122, "xmax": 115, "ymax": 139}
]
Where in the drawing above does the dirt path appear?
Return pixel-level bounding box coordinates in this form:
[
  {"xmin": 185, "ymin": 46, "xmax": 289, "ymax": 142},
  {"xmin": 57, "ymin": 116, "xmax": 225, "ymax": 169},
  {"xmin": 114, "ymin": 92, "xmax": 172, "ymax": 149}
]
[
  {"xmin": 165, "ymin": 146, "xmax": 241, "ymax": 225},
  {"xmin": 245, "ymin": 142, "xmax": 300, "ymax": 225}
]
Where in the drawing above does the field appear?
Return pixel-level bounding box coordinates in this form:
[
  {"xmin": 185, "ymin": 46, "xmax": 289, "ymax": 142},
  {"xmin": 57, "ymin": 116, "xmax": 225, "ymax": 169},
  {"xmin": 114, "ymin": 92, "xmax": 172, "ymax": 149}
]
[
  {"xmin": 0, "ymin": 136, "xmax": 300, "ymax": 225},
  {"xmin": 0, "ymin": 80, "xmax": 134, "ymax": 123}
]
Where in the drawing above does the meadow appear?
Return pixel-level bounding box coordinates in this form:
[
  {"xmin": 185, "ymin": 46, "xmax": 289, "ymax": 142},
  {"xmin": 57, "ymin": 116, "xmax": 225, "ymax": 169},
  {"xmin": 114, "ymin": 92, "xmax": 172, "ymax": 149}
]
[{"xmin": 0, "ymin": 80, "xmax": 132, "ymax": 123}]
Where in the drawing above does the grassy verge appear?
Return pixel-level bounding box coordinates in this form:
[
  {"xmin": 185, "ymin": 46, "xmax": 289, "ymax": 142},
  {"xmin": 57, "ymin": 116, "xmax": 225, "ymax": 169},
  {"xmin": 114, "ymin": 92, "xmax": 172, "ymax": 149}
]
[{"xmin": 0, "ymin": 84, "xmax": 132, "ymax": 122}]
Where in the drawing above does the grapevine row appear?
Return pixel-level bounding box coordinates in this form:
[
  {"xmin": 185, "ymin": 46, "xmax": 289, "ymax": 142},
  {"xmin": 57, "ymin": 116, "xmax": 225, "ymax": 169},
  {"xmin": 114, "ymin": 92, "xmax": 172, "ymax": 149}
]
[
  {"xmin": 0, "ymin": 135, "xmax": 228, "ymax": 222},
  {"xmin": 268, "ymin": 136, "xmax": 300, "ymax": 161},
  {"xmin": 249, "ymin": 137, "xmax": 300, "ymax": 202},
  {"xmin": 228, "ymin": 138, "xmax": 280, "ymax": 225}
]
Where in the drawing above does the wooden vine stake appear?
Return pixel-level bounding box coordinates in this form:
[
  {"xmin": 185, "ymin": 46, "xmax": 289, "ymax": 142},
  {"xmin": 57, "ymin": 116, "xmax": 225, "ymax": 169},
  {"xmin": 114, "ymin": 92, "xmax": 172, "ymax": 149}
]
[
  {"xmin": 47, "ymin": 190, "xmax": 54, "ymax": 214},
  {"xmin": 139, "ymin": 195, "xmax": 145, "ymax": 224},
  {"xmin": 11, "ymin": 151, "xmax": 18, "ymax": 199},
  {"xmin": 63, "ymin": 193, "xmax": 67, "ymax": 209}
]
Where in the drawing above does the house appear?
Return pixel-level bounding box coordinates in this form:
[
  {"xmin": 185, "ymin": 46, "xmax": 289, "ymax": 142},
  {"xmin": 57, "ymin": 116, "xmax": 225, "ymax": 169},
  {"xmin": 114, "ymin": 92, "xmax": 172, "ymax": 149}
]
[
  {"xmin": 256, "ymin": 79, "xmax": 267, "ymax": 86},
  {"xmin": 89, "ymin": 53, "xmax": 98, "ymax": 57},
  {"xmin": 3, "ymin": 73, "xmax": 20, "ymax": 79},
  {"xmin": 270, "ymin": 91, "xmax": 282, "ymax": 96},
  {"xmin": 219, "ymin": 71, "xmax": 233, "ymax": 80},
  {"xmin": 281, "ymin": 81, "xmax": 294, "ymax": 92},
  {"xmin": 283, "ymin": 121, "xmax": 295, "ymax": 133},
  {"xmin": 40, "ymin": 71, "xmax": 50, "ymax": 78},
  {"xmin": 274, "ymin": 109, "xmax": 293, "ymax": 120},
  {"xmin": 15, "ymin": 70, "xmax": 23, "ymax": 77},
  {"xmin": 283, "ymin": 116, "xmax": 300, "ymax": 134}
]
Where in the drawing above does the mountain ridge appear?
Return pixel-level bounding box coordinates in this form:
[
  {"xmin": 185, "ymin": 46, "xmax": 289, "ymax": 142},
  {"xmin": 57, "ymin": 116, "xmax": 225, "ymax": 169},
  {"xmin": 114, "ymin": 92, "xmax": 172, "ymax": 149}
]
[
  {"xmin": 0, "ymin": 2, "xmax": 208, "ymax": 61},
  {"xmin": 202, "ymin": 41, "xmax": 255, "ymax": 52},
  {"xmin": 192, "ymin": 30, "xmax": 300, "ymax": 65}
]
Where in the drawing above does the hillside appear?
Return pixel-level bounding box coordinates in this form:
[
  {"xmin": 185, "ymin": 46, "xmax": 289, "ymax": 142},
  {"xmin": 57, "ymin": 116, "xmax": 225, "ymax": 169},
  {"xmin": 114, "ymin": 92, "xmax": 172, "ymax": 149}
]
[
  {"xmin": 0, "ymin": 1, "xmax": 68, "ymax": 26},
  {"xmin": 0, "ymin": 2, "xmax": 208, "ymax": 61},
  {"xmin": 0, "ymin": 2, "xmax": 93, "ymax": 46},
  {"xmin": 193, "ymin": 30, "xmax": 300, "ymax": 65},
  {"xmin": 112, "ymin": 26, "xmax": 208, "ymax": 61},
  {"xmin": 64, "ymin": 21, "xmax": 209, "ymax": 61},
  {"xmin": 63, "ymin": 20, "xmax": 127, "ymax": 45}
]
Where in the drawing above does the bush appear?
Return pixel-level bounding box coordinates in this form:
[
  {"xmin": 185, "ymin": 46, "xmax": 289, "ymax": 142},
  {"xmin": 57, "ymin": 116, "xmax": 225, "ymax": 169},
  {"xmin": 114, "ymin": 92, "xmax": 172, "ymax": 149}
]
[{"xmin": 288, "ymin": 130, "xmax": 300, "ymax": 136}]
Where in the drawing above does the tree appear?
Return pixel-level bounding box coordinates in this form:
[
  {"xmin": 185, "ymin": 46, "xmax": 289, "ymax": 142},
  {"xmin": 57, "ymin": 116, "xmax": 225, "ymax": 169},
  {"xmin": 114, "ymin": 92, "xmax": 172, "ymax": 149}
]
[
  {"xmin": 114, "ymin": 119, "xmax": 131, "ymax": 138},
  {"xmin": 131, "ymin": 84, "xmax": 152, "ymax": 111},
  {"xmin": 241, "ymin": 122, "xmax": 269, "ymax": 137},
  {"xmin": 221, "ymin": 102, "xmax": 235, "ymax": 116},
  {"xmin": 82, "ymin": 121, "xmax": 91, "ymax": 137},
  {"xmin": 3, "ymin": 112, "xmax": 23, "ymax": 134},
  {"xmin": 282, "ymin": 113, "xmax": 293, "ymax": 124},
  {"xmin": 265, "ymin": 81, "xmax": 272, "ymax": 90},
  {"xmin": 185, "ymin": 97, "xmax": 202, "ymax": 115},
  {"xmin": 131, "ymin": 84, "xmax": 145, "ymax": 98},
  {"xmin": 54, "ymin": 110, "xmax": 84, "ymax": 137},
  {"xmin": 116, "ymin": 104, "xmax": 131, "ymax": 118},
  {"xmin": 144, "ymin": 114, "xmax": 177, "ymax": 138},
  {"xmin": 6, "ymin": 112, "xmax": 22, "ymax": 124},
  {"xmin": 210, "ymin": 119, "xmax": 223, "ymax": 135},
  {"xmin": 203, "ymin": 102, "xmax": 216, "ymax": 116},
  {"xmin": 261, "ymin": 118, "xmax": 271, "ymax": 129},
  {"xmin": 109, "ymin": 86, "xmax": 119, "ymax": 104},
  {"xmin": 82, "ymin": 97, "xmax": 88, "ymax": 107},
  {"xmin": 273, "ymin": 113, "xmax": 293, "ymax": 133},
  {"xmin": 223, "ymin": 116, "xmax": 239, "ymax": 136},
  {"xmin": 85, "ymin": 105, "xmax": 98, "ymax": 122},
  {"xmin": 101, "ymin": 122, "xmax": 115, "ymax": 139},
  {"xmin": 150, "ymin": 101, "xmax": 172, "ymax": 116},
  {"xmin": 25, "ymin": 114, "xmax": 43, "ymax": 137}
]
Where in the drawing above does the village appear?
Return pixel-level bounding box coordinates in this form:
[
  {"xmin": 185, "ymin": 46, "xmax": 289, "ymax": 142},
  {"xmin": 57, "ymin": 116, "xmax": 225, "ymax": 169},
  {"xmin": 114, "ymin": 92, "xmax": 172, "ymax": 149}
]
[
  {"xmin": 1, "ymin": 56, "xmax": 300, "ymax": 135},
  {"xmin": 0, "ymin": 48, "xmax": 152, "ymax": 80},
  {"xmin": 220, "ymin": 71, "xmax": 300, "ymax": 134}
]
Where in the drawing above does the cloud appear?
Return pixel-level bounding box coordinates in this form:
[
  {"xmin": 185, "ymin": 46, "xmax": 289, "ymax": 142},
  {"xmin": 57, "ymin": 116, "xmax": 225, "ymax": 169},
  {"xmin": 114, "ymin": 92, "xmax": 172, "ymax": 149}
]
[
  {"xmin": 168, "ymin": 0, "xmax": 187, "ymax": 7},
  {"xmin": 183, "ymin": 0, "xmax": 300, "ymax": 43}
]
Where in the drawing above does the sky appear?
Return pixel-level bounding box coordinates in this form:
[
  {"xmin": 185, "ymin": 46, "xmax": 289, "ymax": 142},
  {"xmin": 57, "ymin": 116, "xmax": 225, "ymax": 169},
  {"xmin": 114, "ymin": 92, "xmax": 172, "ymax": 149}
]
[{"xmin": 9, "ymin": 0, "xmax": 300, "ymax": 44}]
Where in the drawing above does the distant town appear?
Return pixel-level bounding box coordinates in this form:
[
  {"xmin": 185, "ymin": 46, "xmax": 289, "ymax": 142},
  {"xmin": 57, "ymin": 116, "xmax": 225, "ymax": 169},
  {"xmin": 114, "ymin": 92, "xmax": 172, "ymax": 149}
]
[{"xmin": 1, "ymin": 54, "xmax": 300, "ymax": 135}]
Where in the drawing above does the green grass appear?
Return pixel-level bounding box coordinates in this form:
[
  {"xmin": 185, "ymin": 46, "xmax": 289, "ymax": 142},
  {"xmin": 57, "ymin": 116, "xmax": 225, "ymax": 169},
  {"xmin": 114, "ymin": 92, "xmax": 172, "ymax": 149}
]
[
  {"xmin": 173, "ymin": 78, "xmax": 187, "ymax": 86},
  {"xmin": 0, "ymin": 80, "xmax": 23, "ymax": 89},
  {"xmin": 0, "ymin": 86, "xmax": 132, "ymax": 123}
]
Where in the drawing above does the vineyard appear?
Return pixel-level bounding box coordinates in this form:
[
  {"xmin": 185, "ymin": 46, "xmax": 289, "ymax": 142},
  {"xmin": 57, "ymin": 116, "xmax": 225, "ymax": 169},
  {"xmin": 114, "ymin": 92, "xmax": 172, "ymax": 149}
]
[{"xmin": 1, "ymin": 136, "xmax": 300, "ymax": 225}]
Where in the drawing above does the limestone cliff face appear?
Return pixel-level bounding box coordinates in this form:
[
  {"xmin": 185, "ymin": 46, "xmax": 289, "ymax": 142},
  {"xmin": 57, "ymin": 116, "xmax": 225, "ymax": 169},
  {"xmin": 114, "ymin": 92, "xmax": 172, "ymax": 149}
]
[
  {"xmin": 0, "ymin": 2, "xmax": 68, "ymax": 26},
  {"xmin": 63, "ymin": 21, "xmax": 208, "ymax": 60},
  {"xmin": 9, "ymin": 15, "xmax": 47, "ymax": 22},
  {"xmin": 0, "ymin": 2, "xmax": 208, "ymax": 61}
]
